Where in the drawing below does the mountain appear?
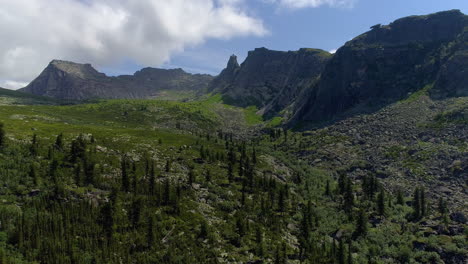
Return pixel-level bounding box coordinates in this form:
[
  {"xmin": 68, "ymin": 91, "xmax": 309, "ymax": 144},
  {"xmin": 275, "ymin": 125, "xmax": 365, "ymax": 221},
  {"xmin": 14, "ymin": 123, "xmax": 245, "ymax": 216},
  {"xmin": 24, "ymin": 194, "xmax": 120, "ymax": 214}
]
[
  {"xmin": 20, "ymin": 60, "xmax": 213, "ymax": 100},
  {"xmin": 209, "ymin": 47, "xmax": 331, "ymax": 117},
  {"xmin": 291, "ymin": 9, "xmax": 468, "ymax": 127}
]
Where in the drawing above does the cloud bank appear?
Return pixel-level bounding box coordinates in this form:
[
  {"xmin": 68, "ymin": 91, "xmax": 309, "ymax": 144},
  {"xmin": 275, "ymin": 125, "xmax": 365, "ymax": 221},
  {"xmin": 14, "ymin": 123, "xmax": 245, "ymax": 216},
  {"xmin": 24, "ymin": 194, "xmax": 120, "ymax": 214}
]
[
  {"xmin": 265, "ymin": 0, "xmax": 356, "ymax": 9},
  {"xmin": 0, "ymin": 0, "xmax": 267, "ymax": 89}
]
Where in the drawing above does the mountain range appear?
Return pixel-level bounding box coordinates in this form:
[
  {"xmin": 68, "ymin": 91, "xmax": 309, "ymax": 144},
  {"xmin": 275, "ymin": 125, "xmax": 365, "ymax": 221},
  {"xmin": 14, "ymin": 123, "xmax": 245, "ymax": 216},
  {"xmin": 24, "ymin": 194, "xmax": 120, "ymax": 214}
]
[{"xmin": 19, "ymin": 9, "xmax": 467, "ymax": 127}]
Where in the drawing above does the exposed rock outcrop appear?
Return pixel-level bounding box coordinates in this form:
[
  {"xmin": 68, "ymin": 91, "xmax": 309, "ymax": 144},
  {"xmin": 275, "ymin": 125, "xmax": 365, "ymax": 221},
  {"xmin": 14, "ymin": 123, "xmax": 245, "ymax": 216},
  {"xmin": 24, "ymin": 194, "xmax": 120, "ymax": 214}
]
[
  {"xmin": 209, "ymin": 48, "xmax": 331, "ymax": 117},
  {"xmin": 20, "ymin": 60, "xmax": 213, "ymax": 100},
  {"xmin": 292, "ymin": 10, "xmax": 468, "ymax": 126}
]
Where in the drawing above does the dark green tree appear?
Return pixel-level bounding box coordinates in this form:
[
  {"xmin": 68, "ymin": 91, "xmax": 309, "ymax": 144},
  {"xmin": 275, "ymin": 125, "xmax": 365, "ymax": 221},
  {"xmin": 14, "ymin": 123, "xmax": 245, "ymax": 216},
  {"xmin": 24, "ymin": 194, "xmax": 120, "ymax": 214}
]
[
  {"xmin": 121, "ymin": 157, "xmax": 129, "ymax": 193},
  {"xmin": 227, "ymin": 162, "xmax": 234, "ymax": 183},
  {"xmin": 149, "ymin": 163, "xmax": 155, "ymax": 195},
  {"xmin": 354, "ymin": 208, "xmax": 368, "ymax": 238},
  {"xmin": 343, "ymin": 178, "xmax": 354, "ymax": 214},
  {"xmin": 396, "ymin": 189, "xmax": 405, "ymax": 205},
  {"xmin": 325, "ymin": 180, "xmax": 331, "ymax": 196},
  {"xmin": 377, "ymin": 188, "xmax": 385, "ymax": 216},
  {"xmin": 165, "ymin": 160, "xmax": 171, "ymax": 173},
  {"xmin": 0, "ymin": 122, "xmax": 5, "ymax": 149},
  {"xmin": 147, "ymin": 216, "xmax": 154, "ymax": 248},
  {"xmin": 413, "ymin": 187, "xmax": 421, "ymax": 220},
  {"xmin": 205, "ymin": 169, "xmax": 211, "ymax": 183},
  {"xmin": 54, "ymin": 133, "xmax": 64, "ymax": 151}
]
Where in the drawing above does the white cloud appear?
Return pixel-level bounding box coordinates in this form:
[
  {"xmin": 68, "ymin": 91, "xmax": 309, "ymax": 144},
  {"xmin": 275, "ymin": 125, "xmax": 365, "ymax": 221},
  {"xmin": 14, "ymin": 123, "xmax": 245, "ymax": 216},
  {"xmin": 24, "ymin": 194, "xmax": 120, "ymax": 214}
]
[
  {"xmin": 329, "ymin": 49, "xmax": 337, "ymax": 54},
  {"xmin": 0, "ymin": 0, "xmax": 267, "ymax": 89},
  {"xmin": 267, "ymin": 0, "xmax": 356, "ymax": 9},
  {"xmin": 1, "ymin": 80, "xmax": 29, "ymax": 90}
]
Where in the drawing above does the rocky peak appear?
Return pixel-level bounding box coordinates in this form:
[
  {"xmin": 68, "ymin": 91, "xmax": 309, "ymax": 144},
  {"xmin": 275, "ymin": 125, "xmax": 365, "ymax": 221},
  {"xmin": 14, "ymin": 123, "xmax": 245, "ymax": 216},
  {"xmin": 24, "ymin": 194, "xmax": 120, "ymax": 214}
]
[
  {"xmin": 20, "ymin": 60, "xmax": 213, "ymax": 100},
  {"xmin": 226, "ymin": 55, "xmax": 240, "ymax": 70},
  {"xmin": 209, "ymin": 47, "xmax": 331, "ymax": 112},
  {"xmin": 47, "ymin": 60, "xmax": 105, "ymax": 79},
  {"xmin": 355, "ymin": 9, "xmax": 466, "ymax": 45},
  {"xmin": 292, "ymin": 10, "xmax": 468, "ymax": 127}
]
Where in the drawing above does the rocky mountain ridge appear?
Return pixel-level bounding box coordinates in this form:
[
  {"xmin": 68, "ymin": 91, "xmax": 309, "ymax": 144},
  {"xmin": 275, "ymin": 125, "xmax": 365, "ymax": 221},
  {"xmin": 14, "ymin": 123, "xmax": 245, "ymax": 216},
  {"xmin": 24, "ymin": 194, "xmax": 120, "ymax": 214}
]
[
  {"xmin": 209, "ymin": 48, "xmax": 331, "ymax": 117},
  {"xmin": 20, "ymin": 60, "xmax": 213, "ymax": 100},
  {"xmin": 291, "ymin": 9, "xmax": 467, "ymax": 126}
]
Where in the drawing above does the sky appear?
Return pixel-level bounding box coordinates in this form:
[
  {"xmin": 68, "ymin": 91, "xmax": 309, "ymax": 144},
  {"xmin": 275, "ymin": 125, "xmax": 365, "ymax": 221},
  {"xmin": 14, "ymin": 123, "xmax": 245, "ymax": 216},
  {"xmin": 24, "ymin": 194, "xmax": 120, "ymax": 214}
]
[{"xmin": 0, "ymin": 0, "xmax": 467, "ymax": 89}]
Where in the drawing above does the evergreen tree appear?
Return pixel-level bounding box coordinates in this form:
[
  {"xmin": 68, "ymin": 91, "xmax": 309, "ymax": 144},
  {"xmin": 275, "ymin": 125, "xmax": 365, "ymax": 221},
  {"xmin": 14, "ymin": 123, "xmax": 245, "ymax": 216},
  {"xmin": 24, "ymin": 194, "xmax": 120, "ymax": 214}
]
[
  {"xmin": 325, "ymin": 180, "xmax": 331, "ymax": 196},
  {"xmin": 354, "ymin": 208, "xmax": 368, "ymax": 238},
  {"xmin": 29, "ymin": 164, "xmax": 38, "ymax": 186},
  {"xmin": 54, "ymin": 133, "xmax": 64, "ymax": 151},
  {"xmin": 347, "ymin": 243, "xmax": 353, "ymax": 264},
  {"xmin": 149, "ymin": 163, "xmax": 155, "ymax": 195},
  {"xmin": 396, "ymin": 189, "xmax": 405, "ymax": 205},
  {"xmin": 30, "ymin": 134, "xmax": 39, "ymax": 156},
  {"xmin": 438, "ymin": 197, "xmax": 447, "ymax": 216},
  {"xmin": 99, "ymin": 202, "xmax": 114, "ymax": 241},
  {"xmin": 377, "ymin": 188, "xmax": 385, "ymax": 216},
  {"xmin": 165, "ymin": 160, "xmax": 171, "ymax": 173},
  {"xmin": 255, "ymin": 227, "xmax": 264, "ymax": 257},
  {"xmin": 199, "ymin": 220, "xmax": 208, "ymax": 239},
  {"xmin": 420, "ymin": 187, "xmax": 426, "ymax": 217},
  {"xmin": 163, "ymin": 178, "xmax": 171, "ymax": 205},
  {"xmin": 343, "ymin": 178, "xmax": 354, "ymax": 214},
  {"xmin": 130, "ymin": 197, "xmax": 142, "ymax": 228},
  {"xmin": 205, "ymin": 169, "xmax": 211, "ymax": 183},
  {"xmin": 147, "ymin": 216, "xmax": 154, "ymax": 248},
  {"xmin": 413, "ymin": 187, "xmax": 421, "ymax": 220},
  {"xmin": 0, "ymin": 122, "xmax": 5, "ymax": 149},
  {"xmin": 337, "ymin": 239, "xmax": 345, "ymax": 264},
  {"xmin": 188, "ymin": 168, "xmax": 195, "ymax": 186},
  {"xmin": 121, "ymin": 157, "xmax": 129, "ymax": 193},
  {"xmin": 252, "ymin": 148, "xmax": 257, "ymax": 164},
  {"xmin": 227, "ymin": 162, "xmax": 234, "ymax": 183}
]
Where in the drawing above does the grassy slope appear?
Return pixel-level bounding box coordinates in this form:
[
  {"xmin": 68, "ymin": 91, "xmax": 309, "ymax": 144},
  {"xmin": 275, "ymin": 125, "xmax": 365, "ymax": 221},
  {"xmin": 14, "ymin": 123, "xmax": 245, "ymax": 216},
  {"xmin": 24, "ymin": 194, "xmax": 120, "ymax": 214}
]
[{"xmin": 0, "ymin": 90, "xmax": 466, "ymax": 263}]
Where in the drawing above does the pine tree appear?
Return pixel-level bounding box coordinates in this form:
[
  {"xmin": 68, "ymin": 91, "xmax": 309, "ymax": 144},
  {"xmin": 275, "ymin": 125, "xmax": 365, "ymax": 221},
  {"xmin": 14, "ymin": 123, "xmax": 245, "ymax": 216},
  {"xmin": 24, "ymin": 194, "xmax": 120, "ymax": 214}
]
[
  {"xmin": 163, "ymin": 179, "xmax": 171, "ymax": 205},
  {"xmin": 347, "ymin": 243, "xmax": 353, "ymax": 264},
  {"xmin": 121, "ymin": 157, "xmax": 129, "ymax": 193},
  {"xmin": 377, "ymin": 188, "xmax": 385, "ymax": 216},
  {"xmin": 354, "ymin": 208, "xmax": 368, "ymax": 238},
  {"xmin": 255, "ymin": 227, "xmax": 264, "ymax": 257},
  {"xmin": 338, "ymin": 173, "xmax": 346, "ymax": 194},
  {"xmin": 99, "ymin": 202, "xmax": 114, "ymax": 241},
  {"xmin": 205, "ymin": 169, "xmax": 211, "ymax": 183},
  {"xmin": 30, "ymin": 134, "xmax": 39, "ymax": 156},
  {"xmin": 420, "ymin": 187, "xmax": 426, "ymax": 217},
  {"xmin": 337, "ymin": 239, "xmax": 345, "ymax": 264},
  {"xmin": 27, "ymin": 164, "xmax": 36, "ymax": 186},
  {"xmin": 130, "ymin": 197, "xmax": 142, "ymax": 229},
  {"xmin": 199, "ymin": 220, "xmax": 208, "ymax": 239},
  {"xmin": 325, "ymin": 180, "xmax": 331, "ymax": 196},
  {"xmin": 413, "ymin": 187, "xmax": 421, "ymax": 220},
  {"xmin": 147, "ymin": 216, "xmax": 154, "ymax": 248},
  {"xmin": 227, "ymin": 162, "xmax": 234, "ymax": 183},
  {"xmin": 343, "ymin": 178, "xmax": 354, "ymax": 214},
  {"xmin": 438, "ymin": 197, "xmax": 447, "ymax": 216},
  {"xmin": 396, "ymin": 189, "xmax": 405, "ymax": 205},
  {"xmin": 149, "ymin": 163, "xmax": 155, "ymax": 195},
  {"xmin": 165, "ymin": 160, "xmax": 171, "ymax": 173},
  {"xmin": 252, "ymin": 148, "xmax": 257, "ymax": 164},
  {"xmin": 188, "ymin": 167, "xmax": 195, "ymax": 186},
  {"xmin": 54, "ymin": 133, "xmax": 64, "ymax": 151},
  {"xmin": 0, "ymin": 122, "xmax": 5, "ymax": 149}
]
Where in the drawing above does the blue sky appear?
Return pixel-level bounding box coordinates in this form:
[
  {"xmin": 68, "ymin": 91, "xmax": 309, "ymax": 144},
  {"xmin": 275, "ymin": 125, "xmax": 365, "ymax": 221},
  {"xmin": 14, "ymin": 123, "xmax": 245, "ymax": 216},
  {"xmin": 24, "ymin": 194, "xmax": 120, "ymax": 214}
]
[
  {"xmin": 160, "ymin": 0, "xmax": 468, "ymax": 75},
  {"xmin": 0, "ymin": 0, "xmax": 467, "ymax": 89}
]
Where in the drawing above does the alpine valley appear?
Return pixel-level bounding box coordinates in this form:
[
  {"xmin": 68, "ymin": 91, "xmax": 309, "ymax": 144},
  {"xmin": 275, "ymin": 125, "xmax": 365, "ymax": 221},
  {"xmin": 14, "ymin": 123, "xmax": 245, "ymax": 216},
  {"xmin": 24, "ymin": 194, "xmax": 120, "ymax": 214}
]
[{"xmin": 0, "ymin": 9, "xmax": 466, "ymax": 264}]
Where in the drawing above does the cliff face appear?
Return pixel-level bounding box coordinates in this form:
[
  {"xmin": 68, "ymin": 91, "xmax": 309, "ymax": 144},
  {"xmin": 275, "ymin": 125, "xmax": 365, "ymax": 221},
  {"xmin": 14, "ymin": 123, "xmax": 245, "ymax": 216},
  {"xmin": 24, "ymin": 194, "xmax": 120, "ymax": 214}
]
[
  {"xmin": 292, "ymin": 10, "xmax": 468, "ymax": 126},
  {"xmin": 20, "ymin": 60, "xmax": 213, "ymax": 100},
  {"xmin": 209, "ymin": 48, "xmax": 331, "ymax": 116}
]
